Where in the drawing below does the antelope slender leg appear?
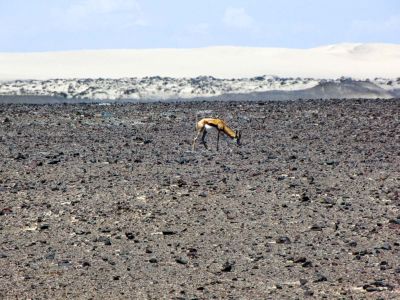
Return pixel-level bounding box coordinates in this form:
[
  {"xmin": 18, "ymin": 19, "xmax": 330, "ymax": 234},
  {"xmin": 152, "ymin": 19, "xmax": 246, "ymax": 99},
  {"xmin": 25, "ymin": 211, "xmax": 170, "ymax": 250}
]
[
  {"xmin": 217, "ymin": 130, "xmax": 220, "ymax": 151},
  {"xmin": 192, "ymin": 130, "xmax": 201, "ymax": 151},
  {"xmin": 201, "ymin": 130, "xmax": 208, "ymax": 149}
]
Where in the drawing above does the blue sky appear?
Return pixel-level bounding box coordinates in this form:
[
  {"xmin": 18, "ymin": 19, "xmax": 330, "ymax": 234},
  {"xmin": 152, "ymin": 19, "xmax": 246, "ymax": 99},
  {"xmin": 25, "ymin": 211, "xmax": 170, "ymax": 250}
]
[{"xmin": 0, "ymin": 0, "xmax": 399, "ymax": 52}]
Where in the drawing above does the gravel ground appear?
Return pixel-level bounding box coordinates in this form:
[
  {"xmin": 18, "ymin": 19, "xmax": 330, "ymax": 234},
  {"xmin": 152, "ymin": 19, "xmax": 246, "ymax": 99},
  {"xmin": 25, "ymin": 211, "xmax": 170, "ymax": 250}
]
[{"xmin": 0, "ymin": 99, "xmax": 399, "ymax": 299}]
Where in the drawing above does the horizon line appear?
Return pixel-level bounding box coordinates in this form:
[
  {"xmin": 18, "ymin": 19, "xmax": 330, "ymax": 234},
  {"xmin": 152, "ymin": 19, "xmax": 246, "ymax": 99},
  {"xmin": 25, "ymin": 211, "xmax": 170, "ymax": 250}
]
[{"xmin": 2, "ymin": 42, "xmax": 400, "ymax": 54}]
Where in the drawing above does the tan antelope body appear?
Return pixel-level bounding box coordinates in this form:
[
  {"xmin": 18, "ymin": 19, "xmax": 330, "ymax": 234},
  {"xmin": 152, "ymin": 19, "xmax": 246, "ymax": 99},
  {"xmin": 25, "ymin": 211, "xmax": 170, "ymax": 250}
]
[{"xmin": 192, "ymin": 118, "xmax": 241, "ymax": 151}]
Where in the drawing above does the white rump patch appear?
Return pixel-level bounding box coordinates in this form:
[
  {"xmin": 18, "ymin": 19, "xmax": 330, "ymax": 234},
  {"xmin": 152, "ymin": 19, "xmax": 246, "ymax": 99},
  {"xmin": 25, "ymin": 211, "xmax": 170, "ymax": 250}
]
[{"xmin": 204, "ymin": 124, "xmax": 214, "ymax": 131}]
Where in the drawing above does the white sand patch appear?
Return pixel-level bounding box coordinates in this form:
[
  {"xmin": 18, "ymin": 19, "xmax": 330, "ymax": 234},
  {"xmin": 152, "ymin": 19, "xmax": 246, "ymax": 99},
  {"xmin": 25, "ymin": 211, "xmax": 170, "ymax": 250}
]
[{"xmin": 0, "ymin": 43, "xmax": 399, "ymax": 80}]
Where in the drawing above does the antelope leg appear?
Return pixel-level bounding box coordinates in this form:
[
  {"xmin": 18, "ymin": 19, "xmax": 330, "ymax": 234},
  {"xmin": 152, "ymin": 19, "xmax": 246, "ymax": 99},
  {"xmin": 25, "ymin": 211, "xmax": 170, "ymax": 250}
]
[
  {"xmin": 217, "ymin": 130, "xmax": 220, "ymax": 151},
  {"xmin": 201, "ymin": 130, "xmax": 208, "ymax": 149}
]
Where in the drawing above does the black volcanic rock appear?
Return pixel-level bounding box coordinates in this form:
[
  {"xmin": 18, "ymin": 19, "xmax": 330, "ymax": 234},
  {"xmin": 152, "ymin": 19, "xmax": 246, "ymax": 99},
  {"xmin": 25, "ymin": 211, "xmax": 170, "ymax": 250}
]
[{"xmin": 0, "ymin": 99, "xmax": 398, "ymax": 299}]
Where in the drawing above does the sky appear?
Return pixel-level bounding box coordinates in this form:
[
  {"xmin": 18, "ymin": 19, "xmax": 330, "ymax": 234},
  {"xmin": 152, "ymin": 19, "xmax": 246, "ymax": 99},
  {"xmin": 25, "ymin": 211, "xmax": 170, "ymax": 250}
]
[{"xmin": 0, "ymin": 0, "xmax": 399, "ymax": 52}]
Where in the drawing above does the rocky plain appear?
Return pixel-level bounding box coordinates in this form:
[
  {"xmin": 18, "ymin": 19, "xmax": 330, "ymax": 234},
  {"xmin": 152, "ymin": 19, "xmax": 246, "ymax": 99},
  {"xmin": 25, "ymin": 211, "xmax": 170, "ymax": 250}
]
[{"xmin": 0, "ymin": 98, "xmax": 399, "ymax": 299}]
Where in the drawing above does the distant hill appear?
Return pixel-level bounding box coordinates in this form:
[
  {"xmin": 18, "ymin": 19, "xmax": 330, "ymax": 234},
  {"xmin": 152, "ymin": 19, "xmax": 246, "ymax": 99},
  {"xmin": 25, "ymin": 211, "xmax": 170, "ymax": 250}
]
[
  {"xmin": 0, "ymin": 77, "xmax": 399, "ymax": 103},
  {"xmin": 200, "ymin": 80, "xmax": 397, "ymax": 102}
]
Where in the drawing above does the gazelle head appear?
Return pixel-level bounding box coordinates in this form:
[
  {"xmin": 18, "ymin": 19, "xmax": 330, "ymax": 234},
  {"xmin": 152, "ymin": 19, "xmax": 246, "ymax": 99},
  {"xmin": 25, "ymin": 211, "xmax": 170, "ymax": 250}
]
[{"xmin": 235, "ymin": 130, "xmax": 242, "ymax": 146}]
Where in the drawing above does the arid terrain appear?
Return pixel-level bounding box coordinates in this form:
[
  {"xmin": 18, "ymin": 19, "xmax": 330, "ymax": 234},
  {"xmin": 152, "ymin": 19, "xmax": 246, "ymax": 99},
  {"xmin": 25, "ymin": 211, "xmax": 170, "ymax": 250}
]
[{"xmin": 0, "ymin": 99, "xmax": 399, "ymax": 299}]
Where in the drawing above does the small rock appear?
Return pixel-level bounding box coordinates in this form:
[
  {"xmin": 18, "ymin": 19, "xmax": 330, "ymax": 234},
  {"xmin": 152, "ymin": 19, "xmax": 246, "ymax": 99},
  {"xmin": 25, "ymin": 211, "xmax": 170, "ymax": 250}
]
[
  {"xmin": 388, "ymin": 218, "xmax": 400, "ymax": 225},
  {"xmin": 176, "ymin": 257, "xmax": 188, "ymax": 265},
  {"xmin": 45, "ymin": 252, "xmax": 56, "ymax": 260},
  {"xmin": 363, "ymin": 285, "xmax": 378, "ymax": 292},
  {"xmin": 74, "ymin": 229, "xmax": 91, "ymax": 235},
  {"xmin": 299, "ymin": 278, "xmax": 308, "ymax": 286},
  {"xmin": 162, "ymin": 230, "xmax": 176, "ymax": 235},
  {"xmin": 187, "ymin": 248, "xmax": 198, "ymax": 259},
  {"xmin": 314, "ymin": 274, "xmax": 327, "ymax": 282},
  {"xmin": 380, "ymin": 261, "xmax": 388, "ymax": 269},
  {"xmin": 302, "ymin": 261, "xmax": 313, "ymax": 268},
  {"xmin": 334, "ymin": 221, "xmax": 340, "ymax": 231},
  {"xmin": 81, "ymin": 261, "xmax": 91, "ymax": 267},
  {"xmin": 276, "ymin": 236, "xmax": 291, "ymax": 244},
  {"xmin": 363, "ymin": 280, "xmax": 393, "ymax": 292},
  {"xmin": 48, "ymin": 158, "xmax": 61, "ymax": 165},
  {"xmin": 149, "ymin": 257, "xmax": 158, "ymax": 263},
  {"xmin": 352, "ymin": 250, "xmax": 371, "ymax": 258},
  {"xmin": 294, "ymin": 257, "xmax": 307, "ymax": 263},
  {"xmin": 326, "ymin": 160, "xmax": 339, "ymax": 166},
  {"xmin": 304, "ymin": 290, "xmax": 314, "ymax": 296},
  {"xmin": 300, "ymin": 194, "xmax": 310, "ymax": 202},
  {"xmin": 58, "ymin": 260, "xmax": 71, "ymax": 268},
  {"xmin": 39, "ymin": 224, "xmax": 50, "ymax": 230},
  {"xmin": 176, "ymin": 157, "xmax": 190, "ymax": 164},
  {"xmin": 380, "ymin": 243, "xmax": 392, "ymax": 251},
  {"xmin": 310, "ymin": 224, "xmax": 324, "ymax": 231},
  {"xmin": 14, "ymin": 153, "xmax": 27, "ymax": 160},
  {"xmin": 94, "ymin": 236, "xmax": 112, "ymax": 245},
  {"xmin": 348, "ymin": 241, "xmax": 357, "ymax": 247},
  {"xmin": 221, "ymin": 261, "xmax": 234, "ymax": 272},
  {"xmin": 321, "ymin": 197, "xmax": 336, "ymax": 205},
  {"xmin": 125, "ymin": 232, "xmax": 135, "ymax": 240},
  {"xmin": 0, "ymin": 208, "xmax": 13, "ymax": 216},
  {"xmin": 373, "ymin": 279, "xmax": 392, "ymax": 289},
  {"xmin": 198, "ymin": 192, "xmax": 208, "ymax": 197},
  {"xmin": 99, "ymin": 227, "xmax": 111, "ymax": 233},
  {"xmin": 176, "ymin": 179, "xmax": 187, "ymax": 187},
  {"xmin": 277, "ymin": 175, "xmax": 287, "ymax": 181}
]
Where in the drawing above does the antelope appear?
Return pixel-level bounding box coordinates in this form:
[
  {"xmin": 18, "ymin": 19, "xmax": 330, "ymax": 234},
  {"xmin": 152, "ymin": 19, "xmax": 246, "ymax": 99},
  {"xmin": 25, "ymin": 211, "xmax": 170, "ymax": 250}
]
[{"xmin": 192, "ymin": 118, "xmax": 241, "ymax": 151}]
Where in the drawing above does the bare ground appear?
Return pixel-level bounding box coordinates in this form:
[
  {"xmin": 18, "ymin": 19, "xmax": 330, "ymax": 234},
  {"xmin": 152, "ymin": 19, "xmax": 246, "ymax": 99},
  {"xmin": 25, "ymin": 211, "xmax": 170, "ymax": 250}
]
[{"xmin": 0, "ymin": 99, "xmax": 399, "ymax": 299}]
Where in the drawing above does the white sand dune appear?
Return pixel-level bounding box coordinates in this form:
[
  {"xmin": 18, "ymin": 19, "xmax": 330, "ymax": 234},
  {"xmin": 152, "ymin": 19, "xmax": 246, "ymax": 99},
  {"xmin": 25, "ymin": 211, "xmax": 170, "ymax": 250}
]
[{"xmin": 0, "ymin": 43, "xmax": 399, "ymax": 80}]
